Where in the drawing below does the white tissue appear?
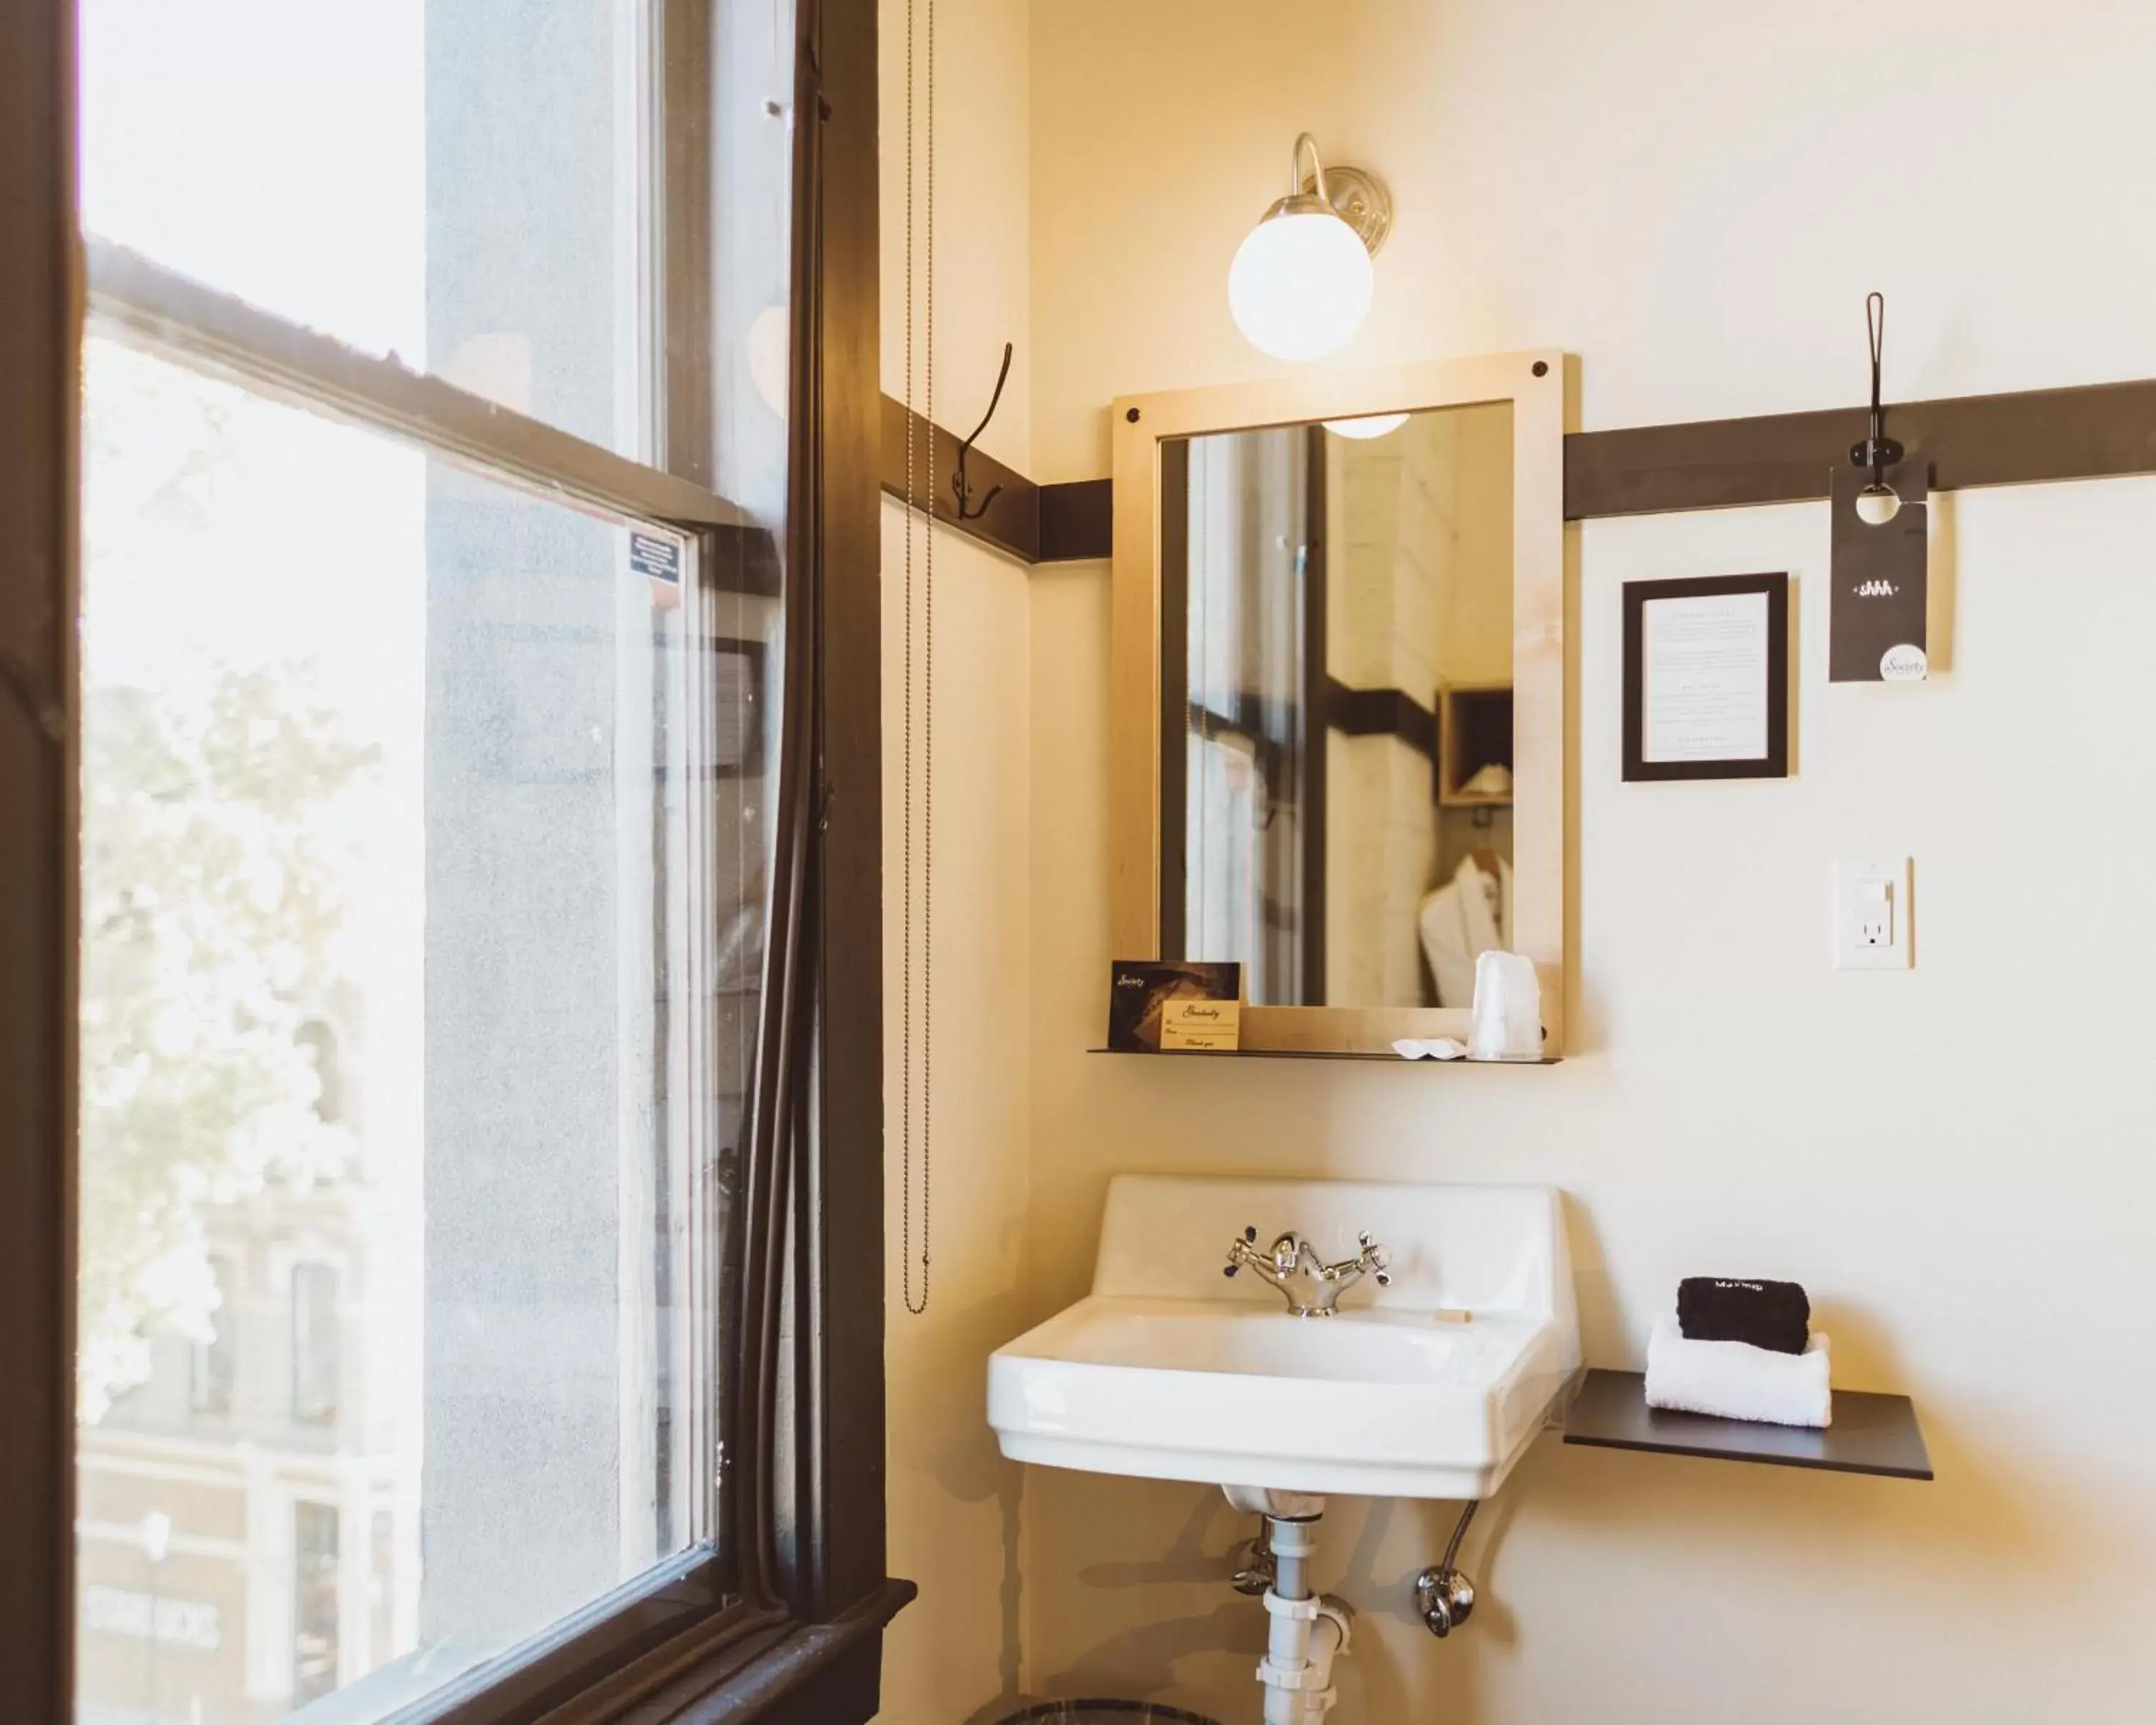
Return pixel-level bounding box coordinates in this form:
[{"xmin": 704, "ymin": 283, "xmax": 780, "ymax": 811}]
[
  {"xmin": 1468, "ymin": 950, "xmax": 1542, "ymax": 1061},
  {"xmin": 1391, "ymin": 1037, "xmax": 1466, "ymax": 1060},
  {"xmin": 1644, "ymin": 1313, "xmax": 1833, "ymax": 1428}
]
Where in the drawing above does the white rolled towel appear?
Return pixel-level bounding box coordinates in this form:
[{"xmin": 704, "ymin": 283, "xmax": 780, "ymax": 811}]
[
  {"xmin": 1468, "ymin": 950, "xmax": 1542, "ymax": 1061},
  {"xmin": 1644, "ymin": 1313, "xmax": 1832, "ymax": 1429}
]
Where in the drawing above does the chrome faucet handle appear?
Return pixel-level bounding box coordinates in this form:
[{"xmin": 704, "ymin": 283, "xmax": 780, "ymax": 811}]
[
  {"xmin": 1304, "ymin": 1232, "xmax": 1391, "ymax": 1296},
  {"xmin": 1355, "ymin": 1231, "xmax": 1393, "ymax": 1288},
  {"xmin": 1223, "ymin": 1227, "xmax": 1312, "ymax": 1297}
]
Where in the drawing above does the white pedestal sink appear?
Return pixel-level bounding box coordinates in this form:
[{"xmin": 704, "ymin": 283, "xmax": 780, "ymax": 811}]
[{"xmin": 988, "ymin": 1175, "xmax": 1580, "ymax": 1501}]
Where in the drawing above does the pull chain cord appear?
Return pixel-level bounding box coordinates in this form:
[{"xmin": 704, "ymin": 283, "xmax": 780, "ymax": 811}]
[{"xmin": 900, "ymin": 0, "xmax": 936, "ymax": 1317}]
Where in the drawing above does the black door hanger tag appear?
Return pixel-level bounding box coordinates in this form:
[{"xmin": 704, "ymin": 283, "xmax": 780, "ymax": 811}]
[{"xmin": 1828, "ymin": 460, "xmax": 1928, "ymax": 682}]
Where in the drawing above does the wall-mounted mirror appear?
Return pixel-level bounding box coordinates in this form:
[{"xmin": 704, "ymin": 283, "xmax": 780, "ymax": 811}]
[{"xmin": 1111, "ymin": 356, "xmax": 1565, "ymax": 1052}]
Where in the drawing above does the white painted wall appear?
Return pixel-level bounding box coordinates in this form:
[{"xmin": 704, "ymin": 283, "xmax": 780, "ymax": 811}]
[
  {"xmin": 877, "ymin": 2, "xmax": 1033, "ymax": 1720},
  {"xmin": 1020, "ymin": 1, "xmax": 2156, "ymax": 1720}
]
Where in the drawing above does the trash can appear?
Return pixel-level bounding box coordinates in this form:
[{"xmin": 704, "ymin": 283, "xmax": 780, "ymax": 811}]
[{"xmin": 993, "ymin": 1705, "xmax": 1220, "ymax": 1725}]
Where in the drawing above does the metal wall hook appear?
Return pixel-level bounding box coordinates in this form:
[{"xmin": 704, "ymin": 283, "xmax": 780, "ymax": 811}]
[
  {"xmin": 952, "ymin": 341, "xmax": 1012, "ymax": 522},
  {"xmin": 1850, "ymin": 290, "xmax": 1904, "ymax": 479},
  {"xmin": 1848, "ymin": 290, "xmax": 1907, "ymax": 525}
]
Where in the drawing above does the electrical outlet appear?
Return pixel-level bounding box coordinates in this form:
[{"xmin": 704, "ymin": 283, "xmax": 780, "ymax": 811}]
[
  {"xmin": 1856, "ymin": 882, "xmax": 1892, "ymax": 947},
  {"xmin": 1834, "ymin": 857, "xmax": 1911, "ymax": 970}
]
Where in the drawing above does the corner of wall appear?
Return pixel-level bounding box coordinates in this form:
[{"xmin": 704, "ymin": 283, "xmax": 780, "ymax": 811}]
[{"xmin": 878, "ymin": 2, "xmax": 1040, "ymax": 1719}]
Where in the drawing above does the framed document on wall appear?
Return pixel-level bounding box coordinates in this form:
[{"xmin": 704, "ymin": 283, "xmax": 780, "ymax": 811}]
[{"xmin": 1623, "ymin": 573, "xmax": 1789, "ymax": 781}]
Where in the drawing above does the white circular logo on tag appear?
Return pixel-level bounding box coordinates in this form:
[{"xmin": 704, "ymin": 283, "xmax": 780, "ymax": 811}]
[{"xmin": 1880, "ymin": 643, "xmax": 1928, "ymax": 683}]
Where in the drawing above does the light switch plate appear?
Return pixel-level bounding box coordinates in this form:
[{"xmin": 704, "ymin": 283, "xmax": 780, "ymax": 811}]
[{"xmin": 1833, "ymin": 857, "xmax": 1911, "ymax": 970}]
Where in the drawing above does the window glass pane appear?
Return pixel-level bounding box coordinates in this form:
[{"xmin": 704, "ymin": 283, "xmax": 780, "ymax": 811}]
[
  {"xmin": 73, "ymin": 337, "xmax": 770, "ymax": 1722},
  {"xmin": 290, "ymin": 1264, "xmax": 341, "ymax": 1427},
  {"xmin": 292, "ymin": 1504, "xmax": 341, "ymax": 1706},
  {"xmin": 78, "ymin": 0, "xmax": 656, "ymax": 456},
  {"xmin": 188, "ymin": 1256, "xmax": 236, "ymax": 1415}
]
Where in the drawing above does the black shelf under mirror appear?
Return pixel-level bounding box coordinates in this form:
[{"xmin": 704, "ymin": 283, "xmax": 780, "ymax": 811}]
[{"xmin": 1087, "ymin": 1047, "xmax": 1561, "ymax": 1066}]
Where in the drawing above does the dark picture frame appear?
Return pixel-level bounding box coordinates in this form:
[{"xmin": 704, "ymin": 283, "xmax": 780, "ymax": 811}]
[{"xmin": 1622, "ymin": 572, "xmax": 1789, "ymax": 781}]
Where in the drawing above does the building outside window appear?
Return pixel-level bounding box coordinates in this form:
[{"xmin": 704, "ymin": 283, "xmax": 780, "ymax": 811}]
[
  {"xmin": 188, "ymin": 1256, "xmax": 236, "ymax": 1417},
  {"xmin": 288, "ymin": 1265, "xmax": 340, "ymax": 1430},
  {"xmin": 292, "ymin": 1504, "xmax": 340, "ymax": 1707}
]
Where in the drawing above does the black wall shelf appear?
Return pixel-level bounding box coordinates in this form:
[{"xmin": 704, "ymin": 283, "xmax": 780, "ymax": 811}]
[{"xmin": 1562, "ymin": 1368, "xmax": 1932, "ymax": 1481}]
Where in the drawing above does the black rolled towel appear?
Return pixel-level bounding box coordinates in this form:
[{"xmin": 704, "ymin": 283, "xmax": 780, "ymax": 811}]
[{"xmin": 1677, "ymin": 1277, "xmax": 1810, "ymax": 1355}]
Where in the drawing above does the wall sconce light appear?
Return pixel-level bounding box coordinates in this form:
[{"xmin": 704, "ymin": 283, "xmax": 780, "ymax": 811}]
[{"xmin": 1229, "ymin": 133, "xmax": 1392, "ymax": 362}]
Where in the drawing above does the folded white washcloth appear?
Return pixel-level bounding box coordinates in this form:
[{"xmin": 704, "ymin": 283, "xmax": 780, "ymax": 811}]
[
  {"xmin": 1644, "ymin": 1313, "xmax": 1832, "ymax": 1429},
  {"xmin": 1392, "ymin": 1037, "xmax": 1466, "ymax": 1060}
]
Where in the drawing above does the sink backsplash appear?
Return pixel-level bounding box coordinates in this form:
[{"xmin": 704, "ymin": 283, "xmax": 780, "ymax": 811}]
[{"xmin": 1092, "ymin": 1174, "xmax": 1572, "ymax": 1320}]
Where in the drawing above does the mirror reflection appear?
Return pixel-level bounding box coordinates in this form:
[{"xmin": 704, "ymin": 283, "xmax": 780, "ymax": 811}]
[{"xmin": 1161, "ymin": 402, "xmax": 1514, "ymax": 1008}]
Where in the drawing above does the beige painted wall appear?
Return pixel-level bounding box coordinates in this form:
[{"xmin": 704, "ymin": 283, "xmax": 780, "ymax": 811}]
[
  {"xmin": 1021, "ymin": 1, "xmax": 2156, "ymax": 1721},
  {"xmin": 877, "ymin": 2, "xmax": 1033, "ymax": 1720}
]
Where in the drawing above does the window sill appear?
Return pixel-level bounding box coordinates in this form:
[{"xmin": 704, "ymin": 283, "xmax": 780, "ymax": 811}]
[{"xmin": 583, "ymin": 1579, "xmax": 916, "ymax": 1725}]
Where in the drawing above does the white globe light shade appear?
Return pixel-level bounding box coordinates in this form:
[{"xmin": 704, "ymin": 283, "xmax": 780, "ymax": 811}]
[
  {"xmin": 1228, "ymin": 208, "xmax": 1374, "ymax": 361},
  {"xmin": 1324, "ymin": 413, "xmax": 1408, "ymax": 440}
]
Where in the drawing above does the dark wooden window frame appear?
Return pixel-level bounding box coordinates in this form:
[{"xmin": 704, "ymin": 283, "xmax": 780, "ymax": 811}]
[{"xmin": 0, "ymin": 0, "xmax": 901, "ymax": 1720}]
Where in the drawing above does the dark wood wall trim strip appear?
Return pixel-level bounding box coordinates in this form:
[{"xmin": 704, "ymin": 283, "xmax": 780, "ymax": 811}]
[
  {"xmin": 1565, "ymin": 376, "xmax": 2156, "ymax": 519},
  {"xmin": 878, "ymin": 392, "xmax": 1041, "ymax": 562},
  {"xmin": 892, "ymin": 374, "xmax": 2156, "ymax": 558},
  {"xmin": 1325, "ymin": 678, "xmax": 1437, "ymax": 762},
  {"xmin": 1040, "ymin": 477, "xmax": 1114, "ymax": 562},
  {"xmin": 0, "ymin": 0, "xmax": 78, "ymax": 1714}
]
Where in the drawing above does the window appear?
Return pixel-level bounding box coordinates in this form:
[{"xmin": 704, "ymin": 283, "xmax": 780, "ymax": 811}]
[
  {"xmin": 188, "ymin": 1255, "xmax": 236, "ymax": 1415},
  {"xmin": 288, "ymin": 1263, "xmax": 341, "ymax": 1429},
  {"xmin": 294, "ymin": 1503, "xmax": 341, "ymax": 1706},
  {"xmin": 296, "ymin": 1020, "xmax": 345, "ymax": 1125},
  {"xmin": 8, "ymin": 3, "xmax": 892, "ymax": 1722},
  {"xmin": 74, "ymin": 313, "xmax": 733, "ymax": 1709},
  {"xmin": 370, "ymin": 1508, "xmax": 397, "ymax": 1680},
  {"xmin": 79, "ymin": 0, "xmax": 651, "ymax": 459}
]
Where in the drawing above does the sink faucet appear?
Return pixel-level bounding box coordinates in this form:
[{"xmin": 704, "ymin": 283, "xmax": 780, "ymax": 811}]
[{"xmin": 1223, "ymin": 1226, "xmax": 1391, "ymax": 1317}]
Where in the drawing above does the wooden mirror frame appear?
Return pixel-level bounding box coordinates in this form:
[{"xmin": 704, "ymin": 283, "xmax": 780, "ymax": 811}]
[{"xmin": 1110, "ymin": 352, "xmax": 1567, "ymax": 1053}]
